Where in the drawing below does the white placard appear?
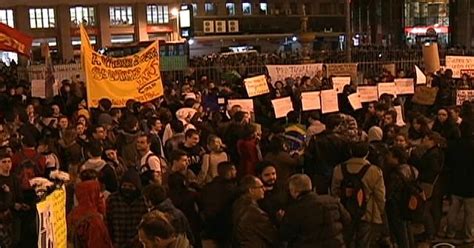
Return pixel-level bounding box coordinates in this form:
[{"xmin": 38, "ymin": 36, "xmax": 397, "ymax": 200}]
[
  {"xmin": 347, "ymin": 93, "xmax": 363, "ymax": 110},
  {"xmin": 445, "ymin": 56, "xmax": 474, "ymax": 78},
  {"xmin": 227, "ymin": 99, "xmax": 254, "ymax": 113},
  {"xmin": 271, "ymin": 97, "xmax": 294, "ymax": 118},
  {"xmin": 394, "ymin": 105, "xmax": 406, "ymax": 127},
  {"xmin": 456, "ymin": 90, "xmax": 474, "ymax": 106},
  {"xmin": 332, "ymin": 77, "xmax": 351, "ymax": 93},
  {"xmin": 377, "ymin": 83, "xmax": 397, "ymax": 98},
  {"xmin": 218, "ymin": 98, "xmax": 225, "ymax": 104},
  {"xmin": 31, "ymin": 79, "xmax": 46, "ymax": 98},
  {"xmin": 415, "ymin": 65, "xmax": 426, "ymax": 85},
  {"xmin": 266, "ymin": 64, "xmax": 323, "ymax": 83},
  {"xmin": 320, "ymin": 90, "xmax": 339, "ymax": 114},
  {"xmin": 244, "ymin": 75, "xmax": 270, "ymax": 97},
  {"xmin": 301, "ymin": 91, "xmax": 321, "ymax": 111},
  {"xmin": 357, "ymin": 86, "xmax": 379, "ymax": 102},
  {"xmin": 394, "ymin": 78, "xmax": 415, "ymax": 95}
]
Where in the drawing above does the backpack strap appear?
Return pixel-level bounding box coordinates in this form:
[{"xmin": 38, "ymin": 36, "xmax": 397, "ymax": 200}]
[
  {"xmin": 341, "ymin": 163, "xmax": 371, "ymax": 178},
  {"xmin": 357, "ymin": 164, "xmax": 371, "ymax": 179}
]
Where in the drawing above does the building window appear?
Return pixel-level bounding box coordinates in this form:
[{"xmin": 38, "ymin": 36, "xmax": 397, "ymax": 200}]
[
  {"xmin": 72, "ymin": 36, "xmax": 97, "ymax": 46},
  {"xmin": 205, "ymin": 3, "xmax": 217, "ymax": 15},
  {"xmin": 29, "ymin": 8, "xmax": 55, "ymax": 29},
  {"xmin": 242, "ymin": 2, "xmax": 252, "ymax": 15},
  {"xmin": 109, "ymin": 6, "xmax": 133, "ymax": 25},
  {"xmin": 259, "ymin": 3, "xmax": 268, "ymax": 15},
  {"xmin": 0, "ymin": 9, "xmax": 14, "ymax": 27},
  {"xmin": 192, "ymin": 3, "xmax": 198, "ymax": 16},
  {"xmin": 32, "ymin": 37, "xmax": 57, "ymax": 47},
  {"xmin": 147, "ymin": 5, "xmax": 169, "ymax": 24},
  {"xmin": 226, "ymin": 3, "xmax": 236, "ymax": 16},
  {"xmin": 111, "ymin": 34, "xmax": 134, "ymax": 44},
  {"xmin": 70, "ymin": 6, "xmax": 95, "ymax": 26}
]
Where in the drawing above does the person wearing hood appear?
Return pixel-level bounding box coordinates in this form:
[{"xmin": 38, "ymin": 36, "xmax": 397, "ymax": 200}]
[
  {"xmin": 67, "ymin": 180, "xmax": 114, "ymax": 248},
  {"xmin": 80, "ymin": 141, "xmax": 118, "ymax": 193},
  {"xmin": 142, "ymin": 184, "xmax": 195, "ymax": 246},
  {"xmin": 138, "ymin": 211, "xmax": 191, "ymax": 248},
  {"xmin": 367, "ymin": 126, "xmax": 389, "ymax": 169},
  {"xmin": 106, "ymin": 168, "xmax": 148, "ymax": 248},
  {"xmin": 115, "ymin": 116, "xmax": 141, "ymax": 167}
]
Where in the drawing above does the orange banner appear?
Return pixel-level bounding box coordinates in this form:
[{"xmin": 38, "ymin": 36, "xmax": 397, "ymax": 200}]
[{"xmin": 0, "ymin": 23, "xmax": 33, "ymax": 57}]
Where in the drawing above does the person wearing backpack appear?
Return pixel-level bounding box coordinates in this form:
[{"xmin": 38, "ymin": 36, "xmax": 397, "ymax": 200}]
[
  {"xmin": 80, "ymin": 141, "xmax": 118, "ymax": 194},
  {"xmin": 385, "ymin": 147, "xmax": 420, "ymax": 248},
  {"xmin": 137, "ymin": 133, "xmax": 164, "ymax": 186},
  {"xmin": 331, "ymin": 141, "xmax": 386, "ymax": 248}
]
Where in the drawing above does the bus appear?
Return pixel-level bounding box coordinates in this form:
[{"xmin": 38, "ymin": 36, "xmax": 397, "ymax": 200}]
[{"xmin": 103, "ymin": 40, "xmax": 189, "ymax": 71}]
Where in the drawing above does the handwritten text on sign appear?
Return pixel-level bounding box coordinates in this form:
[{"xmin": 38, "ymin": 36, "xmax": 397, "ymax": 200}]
[
  {"xmin": 321, "ymin": 90, "xmax": 339, "ymax": 114},
  {"xmin": 244, "ymin": 75, "xmax": 270, "ymax": 97},
  {"xmin": 456, "ymin": 90, "xmax": 474, "ymax": 105},
  {"xmin": 36, "ymin": 187, "xmax": 67, "ymax": 248},
  {"xmin": 272, "ymin": 97, "xmax": 294, "ymax": 118},
  {"xmin": 394, "ymin": 78, "xmax": 415, "ymax": 95},
  {"xmin": 332, "ymin": 77, "xmax": 351, "ymax": 93},
  {"xmin": 227, "ymin": 99, "xmax": 254, "ymax": 113},
  {"xmin": 301, "ymin": 91, "xmax": 321, "ymax": 111},
  {"xmin": 377, "ymin": 83, "xmax": 397, "ymax": 98},
  {"xmin": 357, "ymin": 86, "xmax": 378, "ymax": 102},
  {"xmin": 446, "ymin": 56, "xmax": 474, "ymax": 78},
  {"xmin": 266, "ymin": 64, "xmax": 323, "ymax": 83}
]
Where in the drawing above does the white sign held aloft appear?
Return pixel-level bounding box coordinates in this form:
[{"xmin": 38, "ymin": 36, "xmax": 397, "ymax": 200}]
[
  {"xmin": 348, "ymin": 93, "xmax": 363, "ymax": 110},
  {"xmin": 301, "ymin": 91, "xmax": 321, "ymax": 111},
  {"xmin": 415, "ymin": 65, "xmax": 426, "ymax": 85},
  {"xmin": 227, "ymin": 99, "xmax": 254, "ymax": 113},
  {"xmin": 320, "ymin": 90, "xmax": 339, "ymax": 114},
  {"xmin": 332, "ymin": 77, "xmax": 351, "ymax": 93},
  {"xmin": 377, "ymin": 83, "xmax": 397, "ymax": 98},
  {"xmin": 31, "ymin": 79, "xmax": 46, "ymax": 98},
  {"xmin": 357, "ymin": 86, "xmax": 378, "ymax": 102},
  {"xmin": 445, "ymin": 56, "xmax": 474, "ymax": 78},
  {"xmin": 394, "ymin": 78, "xmax": 415, "ymax": 95},
  {"xmin": 266, "ymin": 64, "xmax": 323, "ymax": 83},
  {"xmin": 244, "ymin": 75, "xmax": 270, "ymax": 97},
  {"xmin": 271, "ymin": 97, "xmax": 294, "ymax": 118}
]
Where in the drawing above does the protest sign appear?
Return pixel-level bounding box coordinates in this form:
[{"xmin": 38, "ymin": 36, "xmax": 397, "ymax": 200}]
[
  {"xmin": 415, "ymin": 65, "xmax": 426, "ymax": 84},
  {"xmin": 31, "ymin": 79, "xmax": 46, "ymax": 98},
  {"xmin": 456, "ymin": 90, "xmax": 474, "ymax": 106},
  {"xmin": 266, "ymin": 64, "xmax": 323, "ymax": 83},
  {"xmin": 37, "ymin": 187, "xmax": 67, "ymax": 248},
  {"xmin": 81, "ymin": 25, "xmax": 163, "ymax": 108},
  {"xmin": 412, "ymin": 86, "xmax": 438, "ymax": 105},
  {"xmin": 422, "ymin": 43, "xmax": 440, "ymax": 74},
  {"xmin": 320, "ymin": 90, "xmax": 339, "ymax": 114},
  {"xmin": 218, "ymin": 98, "xmax": 225, "ymax": 104},
  {"xmin": 445, "ymin": 56, "xmax": 474, "ymax": 78},
  {"xmin": 244, "ymin": 75, "xmax": 269, "ymax": 97},
  {"xmin": 348, "ymin": 93, "xmax": 363, "ymax": 110},
  {"xmin": 301, "ymin": 91, "xmax": 321, "ymax": 111},
  {"xmin": 377, "ymin": 83, "xmax": 397, "ymax": 98},
  {"xmin": 394, "ymin": 105, "xmax": 406, "ymax": 127},
  {"xmin": 394, "ymin": 78, "xmax": 415, "ymax": 95},
  {"xmin": 271, "ymin": 97, "xmax": 294, "ymax": 118},
  {"xmin": 357, "ymin": 86, "xmax": 378, "ymax": 102},
  {"xmin": 332, "ymin": 77, "xmax": 351, "ymax": 93},
  {"xmin": 227, "ymin": 99, "xmax": 254, "ymax": 113},
  {"xmin": 326, "ymin": 63, "xmax": 358, "ymax": 80}
]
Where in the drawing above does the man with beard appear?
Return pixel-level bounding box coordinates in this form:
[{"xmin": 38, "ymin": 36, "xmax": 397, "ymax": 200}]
[
  {"xmin": 106, "ymin": 169, "xmax": 148, "ymax": 248},
  {"xmin": 199, "ymin": 161, "xmax": 238, "ymax": 247},
  {"xmin": 256, "ymin": 161, "xmax": 289, "ymax": 225}
]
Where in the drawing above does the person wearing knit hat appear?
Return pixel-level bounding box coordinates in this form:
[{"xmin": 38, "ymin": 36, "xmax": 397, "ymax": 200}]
[
  {"xmin": 106, "ymin": 168, "xmax": 148, "ymax": 248},
  {"xmin": 367, "ymin": 126, "xmax": 389, "ymax": 168},
  {"xmin": 368, "ymin": 126, "xmax": 383, "ymax": 143}
]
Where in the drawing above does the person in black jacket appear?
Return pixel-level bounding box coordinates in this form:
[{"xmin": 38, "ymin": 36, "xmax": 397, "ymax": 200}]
[{"xmin": 280, "ymin": 174, "xmax": 351, "ymax": 248}]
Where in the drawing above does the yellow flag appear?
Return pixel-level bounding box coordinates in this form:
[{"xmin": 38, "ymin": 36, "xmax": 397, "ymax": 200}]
[{"xmin": 80, "ymin": 25, "xmax": 164, "ymax": 107}]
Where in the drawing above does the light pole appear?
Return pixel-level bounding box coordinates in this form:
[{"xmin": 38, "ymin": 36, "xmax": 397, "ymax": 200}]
[{"xmin": 346, "ymin": 0, "xmax": 352, "ymax": 62}]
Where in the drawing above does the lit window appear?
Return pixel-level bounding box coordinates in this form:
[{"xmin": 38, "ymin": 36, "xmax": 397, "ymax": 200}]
[
  {"xmin": 242, "ymin": 2, "xmax": 252, "ymax": 15},
  {"xmin": 259, "ymin": 3, "xmax": 268, "ymax": 15},
  {"xmin": 0, "ymin": 9, "xmax": 14, "ymax": 27},
  {"xmin": 226, "ymin": 3, "xmax": 236, "ymax": 16},
  {"xmin": 111, "ymin": 34, "xmax": 134, "ymax": 44},
  {"xmin": 109, "ymin": 6, "xmax": 133, "ymax": 25},
  {"xmin": 29, "ymin": 8, "xmax": 55, "ymax": 29},
  {"xmin": 32, "ymin": 38, "xmax": 57, "ymax": 47},
  {"xmin": 192, "ymin": 3, "xmax": 198, "ymax": 16},
  {"xmin": 71, "ymin": 36, "xmax": 97, "ymax": 46},
  {"xmin": 147, "ymin": 5, "xmax": 169, "ymax": 24},
  {"xmin": 70, "ymin": 6, "xmax": 95, "ymax": 26},
  {"xmin": 205, "ymin": 3, "xmax": 217, "ymax": 15}
]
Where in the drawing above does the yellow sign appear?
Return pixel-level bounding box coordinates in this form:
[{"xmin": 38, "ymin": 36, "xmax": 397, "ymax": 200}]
[
  {"xmin": 37, "ymin": 187, "xmax": 67, "ymax": 248},
  {"xmin": 80, "ymin": 25, "xmax": 163, "ymax": 107}
]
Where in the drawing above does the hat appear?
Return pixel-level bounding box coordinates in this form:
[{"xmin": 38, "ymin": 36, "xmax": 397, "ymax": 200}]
[
  {"xmin": 368, "ymin": 126, "xmax": 383, "ymax": 142},
  {"xmin": 77, "ymin": 109, "xmax": 90, "ymax": 120}
]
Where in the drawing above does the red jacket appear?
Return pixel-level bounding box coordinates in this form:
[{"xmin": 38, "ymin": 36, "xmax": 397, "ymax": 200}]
[
  {"xmin": 237, "ymin": 137, "xmax": 260, "ymax": 177},
  {"xmin": 12, "ymin": 148, "xmax": 47, "ymax": 175}
]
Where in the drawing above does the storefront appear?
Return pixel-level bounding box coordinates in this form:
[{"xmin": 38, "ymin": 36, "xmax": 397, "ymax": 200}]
[{"xmin": 404, "ymin": 0, "xmax": 450, "ymax": 45}]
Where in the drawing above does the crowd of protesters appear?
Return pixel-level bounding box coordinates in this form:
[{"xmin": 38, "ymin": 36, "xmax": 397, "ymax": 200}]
[{"xmin": 0, "ymin": 55, "xmax": 474, "ymax": 248}]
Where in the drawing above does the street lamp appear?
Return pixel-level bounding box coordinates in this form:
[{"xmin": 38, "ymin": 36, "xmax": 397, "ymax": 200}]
[{"xmin": 171, "ymin": 8, "xmax": 179, "ymax": 41}]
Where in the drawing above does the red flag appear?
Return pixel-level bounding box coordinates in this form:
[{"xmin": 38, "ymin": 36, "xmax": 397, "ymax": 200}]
[{"xmin": 0, "ymin": 23, "xmax": 33, "ymax": 57}]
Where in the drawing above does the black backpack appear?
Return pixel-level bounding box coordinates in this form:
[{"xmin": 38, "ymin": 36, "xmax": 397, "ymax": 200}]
[
  {"xmin": 340, "ymin": 163, "xmax": 371, "ymax": 221},
  {"xmin": 396, "ymin": 166, "xmax": 426, "ymax": 221}
]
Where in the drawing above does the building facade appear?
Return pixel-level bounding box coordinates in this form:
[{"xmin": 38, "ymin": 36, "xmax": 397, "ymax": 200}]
[{"xmin": 0, "ymin": 0, "xmax": 346, "ymax": 62}]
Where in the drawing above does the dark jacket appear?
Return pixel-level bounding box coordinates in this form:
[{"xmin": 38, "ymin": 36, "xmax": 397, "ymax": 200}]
[
  {"xmin": 115, "ymin": 129, "xmax": 140, "ymax": 167},
  {"xmin": 280, "ymin": 192, "xmax": 351, "ymax": 248},
  {"xmin": 449, "ymin": 137, "xmax": 474, "ymax": 197},
  {"xmin": 416, "ymin": 146, "xmax": 444, "ymax": 184},
  {"xmin": 152, "ymin": 199, "xmax": 194, "ymax": 244},
  {"xmin": 232, "ymin": 195, "xmax": 278, "ymax": 248},
  {"xmin": 258, "ymin": 183, "xmax": 289, "ymax": 225},
  {"xmin": 199, "ymin": 177, "xmax": 237, "ymax": 241}
]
